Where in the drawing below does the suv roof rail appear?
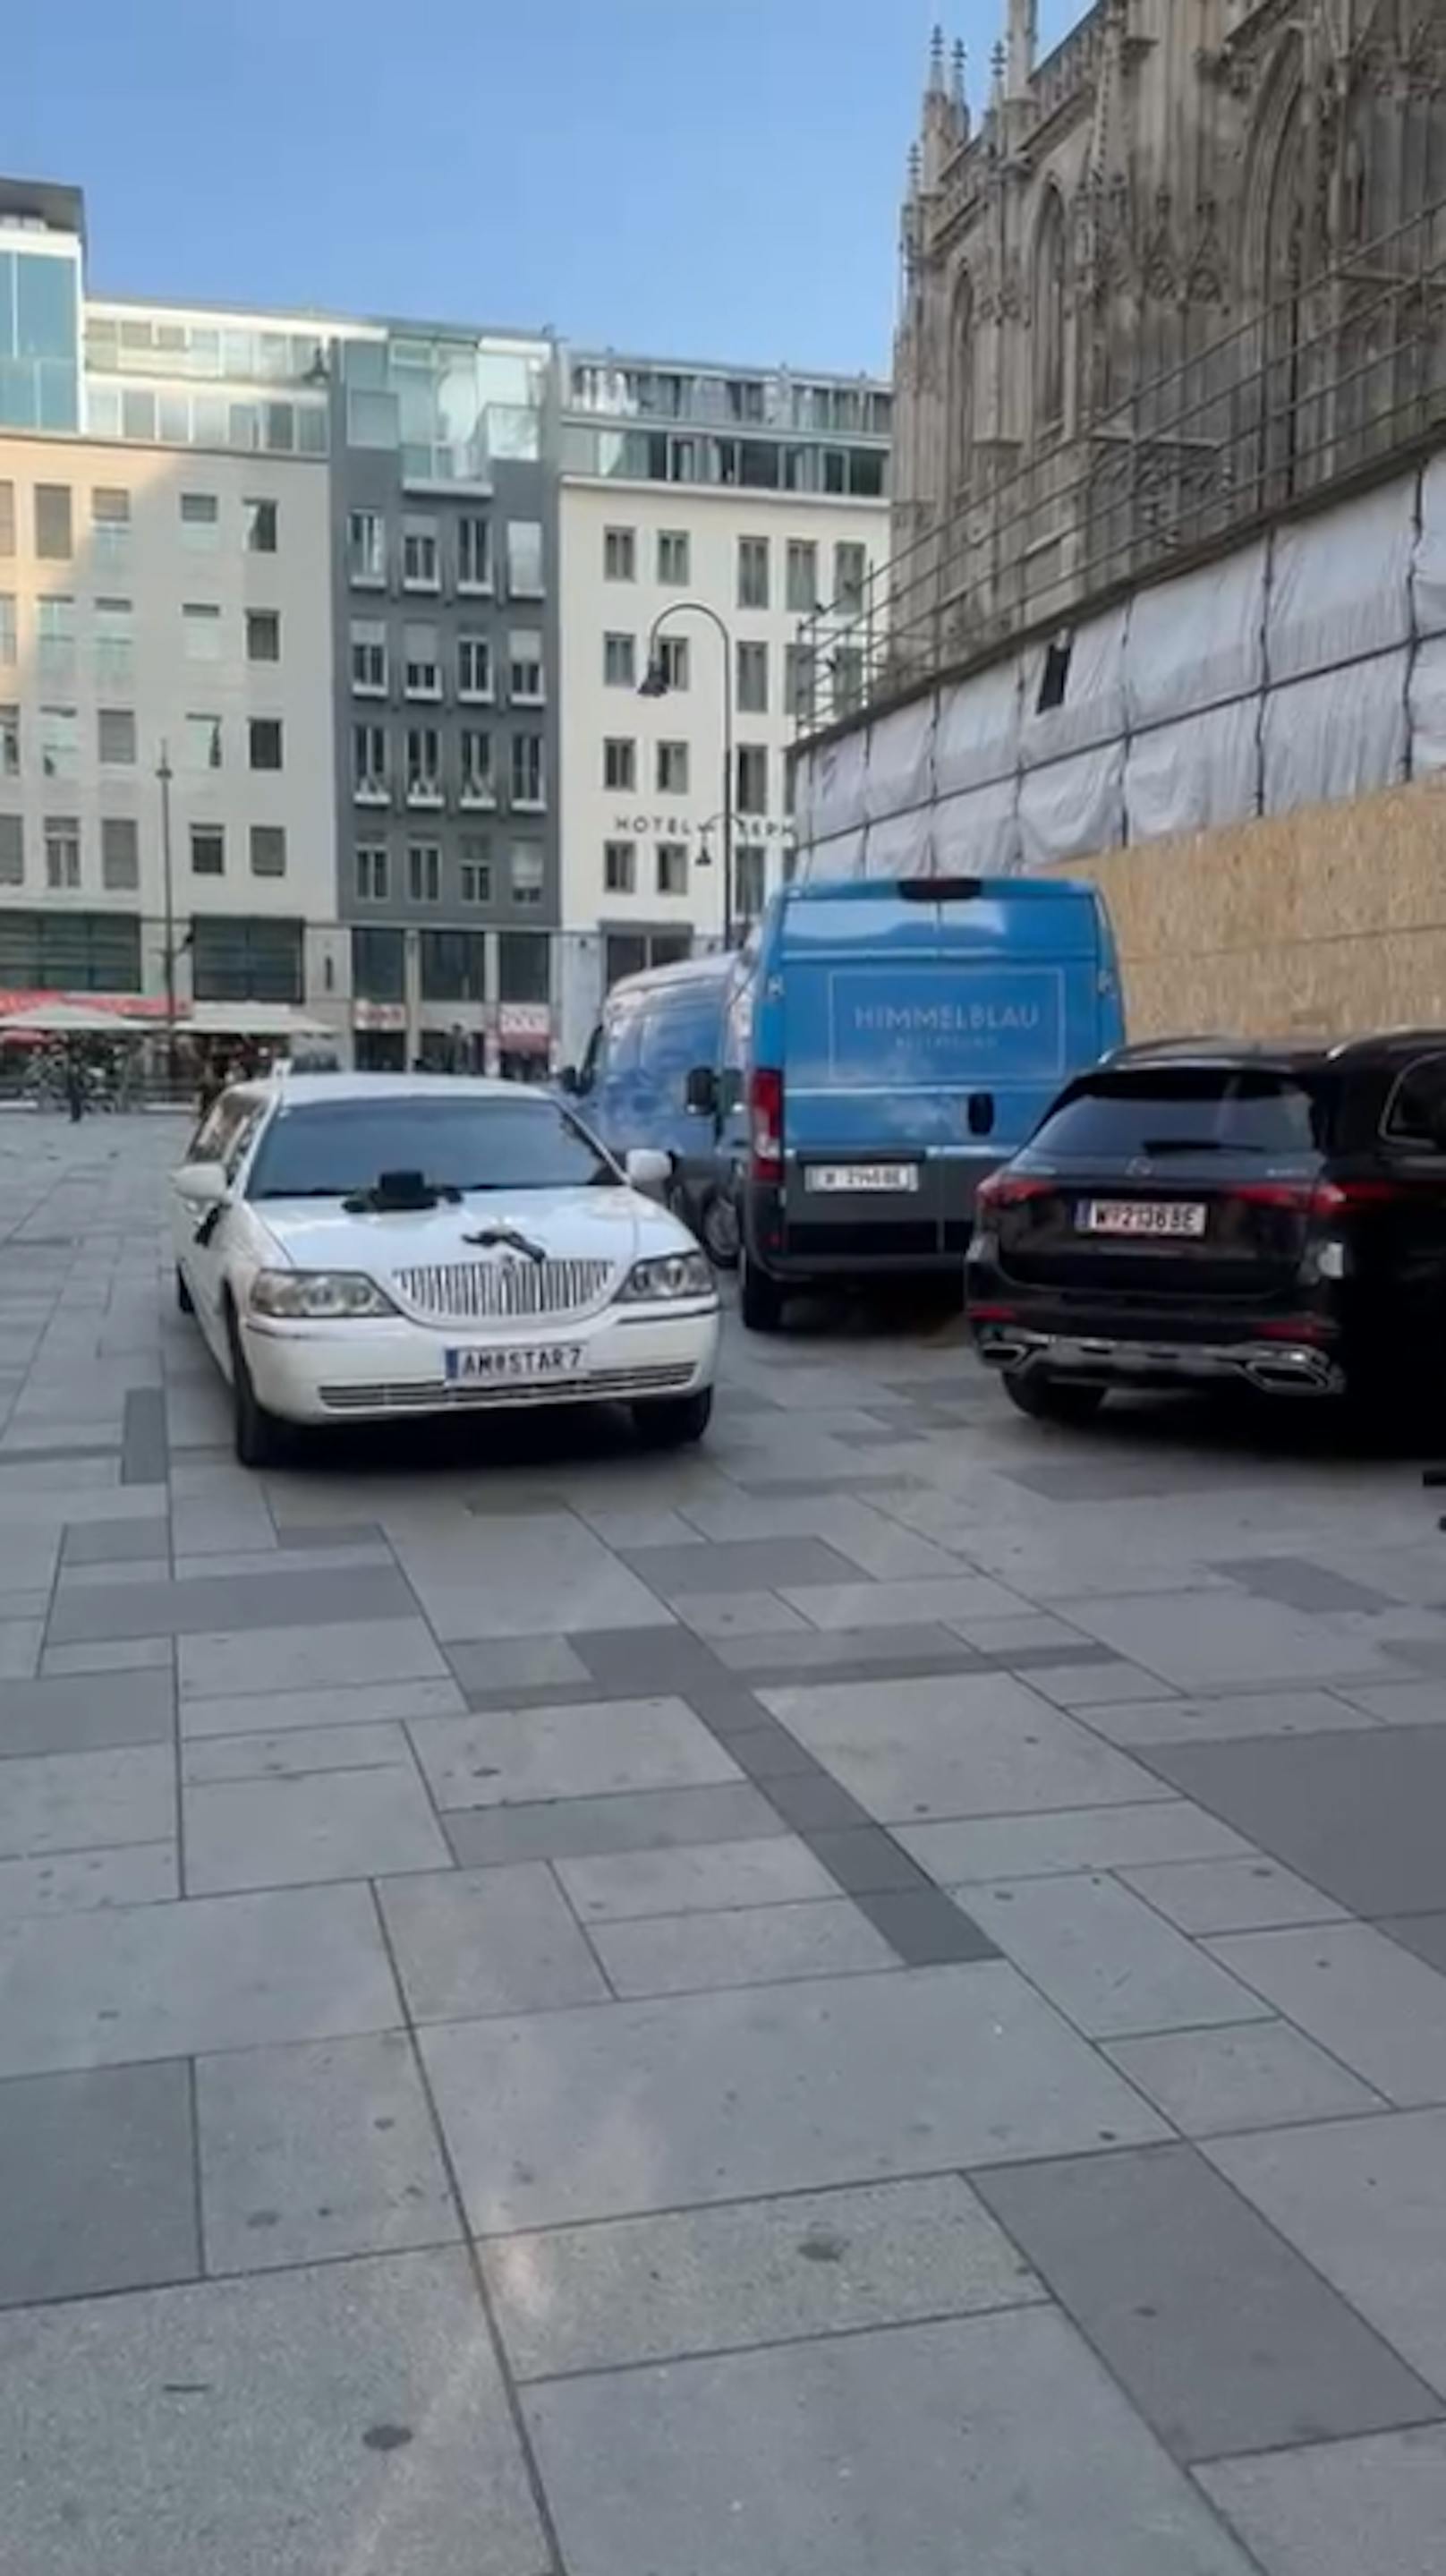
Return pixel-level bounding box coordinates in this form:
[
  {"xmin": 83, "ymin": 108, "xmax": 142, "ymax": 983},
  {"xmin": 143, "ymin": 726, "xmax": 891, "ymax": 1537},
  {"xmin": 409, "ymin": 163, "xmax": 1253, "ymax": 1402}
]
[{"xmin": 1102, "ymin": 1035, "xmax": 1238, "ymax": 1063}]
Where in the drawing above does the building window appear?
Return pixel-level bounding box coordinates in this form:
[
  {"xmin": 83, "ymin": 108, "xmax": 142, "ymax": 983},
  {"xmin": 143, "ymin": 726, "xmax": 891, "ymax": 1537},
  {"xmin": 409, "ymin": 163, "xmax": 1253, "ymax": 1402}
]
[
  {"xmin": 834, "ymin": 542, "xmax": 866, "ymax": 612},
  {"xmin": 460, "ymin": 727, "xmax": 494, "ymax": 806},
  {"xmin": 657, "ymin": 739, "xmax": 689, "ymax": 795},
  {"xmin": 786, "ymin": 539, "xmax": 818, "ymax": 615},
  {"xmin": 457, "ymin": 632, "xmax": 492, "ymax": 701},
  {"xmin": 0, "ymin": 482, "xmax": 12, "ymax": 556},
  {"xmin": 44, "ymin": 819, "xmax": 81, "ymax": 891},
  {"xmin": 407, "ymin": 842, "xmax": 441, "ymax": 903},
  {"xmin": 251, "ymin": 825, "xmax": 286, "ymax": 879},
  {"xmin": 511, "ymin": 732, "xmax": 545, "ymax": 810},
  {"xmin": 355, "ymin": 845, "xmax": 389, "ymax": 902},
  {"xmin": 604, "ymin": 632, "xmax": 636, "ymax": 688},
  {"xmin": 191, "ymin": 917, "xmax": 302, "ymax": 1003},
  {"xmin": 348, "ymin": 508, "xmax": 385, "ymax": 584},
  {"xmin": 351, "ymin": 618, "xmax": 387, "ymax": 694},
  {"xmin": 183, "ymin": 602, "xmax": 221, "ymax": 661},
  {"xmin": 656, "ymin": 840, "xmax": 688, "ymax": 896},
  {"xmin": 785, "ymin": 643, "xmax": 812, "ymax": 722},
  {"xmin": 101, "ymin": 817, "xmax": 139, "ymax": 892},
  {"xmin": 38, "ymin": 706, "xmax": 77, "ymax": 780},
  {"xmin": 0, "ymin": 704, "xmax": 20, "ymax": 774},
  {"xmin": 353, "ymin": 721, "xmax": 387, "ymax": 798},
  {"xmin": 0, "ymin": 908, "xmax": 140, "ymax": 993},
  {"xmin": 249, "ymin": 718, "xmax": 284, "ymax": 771},
  {"xmin": 190, "ymin": 824, "xmax": 225, "ymax": 877},
  {"xmin": 604, "ymin": 839, "xmax": 635, "ymax": 894},
  {"xmin": 352, "ymin": 925, "xmax": 404, "ymax": 1000},
  {"xmin": 457, "ymin": 515, "xmax": 492, "ymax": 590},
  {"xmin": 0, "ymin": 593, "xmax": 13, "ymax": 666},
  {"xmin": 183, "ymin": 712, "xmax": 223, "ymax": 771},
  {"xmin": 833, "ymin": 645, "xmax": 863, "ymax": 716},
  {"xmin": 0, "ymin": 815, "xmax": 21, "ymax": 885},
  {"xmin": 604, "ymin": 525, "xmax": 636, "ymax": 582},
  {"xmin": 737, "ymin": 536, "xmax": 770, "ymax": 610},
  {"xmin": 180, "ymin": 490, "xmax": 219, "ymax": 549},
  {"xmin": 403, "ymin": 515, "xmax": 439, "ymax": 589},
  {"xmin": 499, "ymin": 927, "xmax": 548, "ymax": 997},
  {"xmin": 604, "ymin": 737, "xmax": 636, "ymax": 791},
  {"xmin": 245, "ymin": 498, "xmax": 278, "ymax": 554},
  {"xmin": 658, "ymin": 529, "xmax": 689, "ymax": 584},
  {"xmin": 404, "ymin": 621, "xmax": 440, "ymax": 697},
  {"xmin": 510, "ymin": 628, "xmax": 544, "ymax": 703},
  {"xmin": 98, "ymin": 707, "xmax": 136, "ymax": 766},
  {"xmin": 736, "ymin": 743, "xmax": 768, "ymax": 814},
  {"xmin": 736, "ymin": 843, "xmax": 766, "ymax": 923},
  {"xmin": 405, "ymin": 726, "xmax": 441, "ymax": 802},
  {"xmin": 246, "ymin": 609, "xmax": 280, "ymax": 663},
  {"xmin": 659, "ymin": 635, "xmax": 689, "ymax": 691},
  {"xmin": 736, "ymin": 640, "xmax": 769, "ymax": 714},
  {"xmin": 35, "ymin": 485, "xmax": 72, "ymax": 560},
  {"xmin": 38, "ymin": 596, "xmax": 76, "ymax": 687},
  {"xmin": 507, "ymin": 847, "xmax": 545, "ymax": 911},
  {"xmin": 506, "ymin": 519, "xmax": 544, "ymax": 597},
  {"xmin": 91, "ymin": 487, "xmax": 131, "ymax": 565},
  {"xmin": 459, "ymin": 837, "xmax": 491, "ymax": 904},
  {"xmin": 421, "ymin": 928, "xmax": 487, "ymax": 1002}
]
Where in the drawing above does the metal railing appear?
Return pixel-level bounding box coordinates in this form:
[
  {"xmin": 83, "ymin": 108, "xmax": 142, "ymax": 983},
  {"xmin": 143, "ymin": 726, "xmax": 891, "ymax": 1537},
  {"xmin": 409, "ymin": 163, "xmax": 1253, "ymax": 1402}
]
[{"xmin": 794, "ymin": 193, "xmax": 1446, "ymax": 741}]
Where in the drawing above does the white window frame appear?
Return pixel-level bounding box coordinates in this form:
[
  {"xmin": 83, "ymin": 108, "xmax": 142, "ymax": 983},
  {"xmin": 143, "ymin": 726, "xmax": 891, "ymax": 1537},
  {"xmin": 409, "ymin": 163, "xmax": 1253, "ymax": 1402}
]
[
  {"xmin": 510, "ymin": 731, "xmax": 546, "ymax": 812},
  {"xmin": 459, "ymin": 727, "xmax": 495, "ymax": 808},
  {"xmin": 355, "ymin": 845, "xmax": 390, "ymax": 902},
  {"xmin": 457, "ymin": 634, "xmax": 493, "ymax": 702},
  {"xmin": 351, "ymin": 620, "xmax": 387, "ymax": 695},
  {"xmin": 405, "ymin": 725, "xmax": 443, "ymax": 806},
  {"xmin": 348, "ymin": 508, "xmax": 386, "ymax": 585},
  {"xmin": 457, "ymin": 515, "xmax": 492, "ymax": 592},
  {"xmin": 604, "ymin": 838, "xmax": 635, "ymax": 895},
  {"xmin": 353, "ymin": 721, "xmax": 388, "ymax": 802},
  {"xmin": 402, "ymin": 516, "xmax": 440, "ymax": 592},
  {"xmin": 407, "ymin": 842, "xmax": 441, "ymax": 904},
  {"xmin": 509, "ymin": 629, "xmax": 544, "ymax": 704}
]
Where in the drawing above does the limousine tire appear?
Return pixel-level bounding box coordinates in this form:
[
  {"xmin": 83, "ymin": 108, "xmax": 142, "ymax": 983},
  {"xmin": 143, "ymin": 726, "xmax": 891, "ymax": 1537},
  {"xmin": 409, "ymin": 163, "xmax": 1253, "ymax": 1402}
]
[
  {"xmin": 633, "ymin": 1388, "xmax": 713, "ymax": 1449},
  {"xmin": 1003, "ymin": 1370, "xmax": 1106, "ymax": 1428},
  {"xmin": 739, "ymin": 1248, "xmax": 784, "ymax": 1334}
]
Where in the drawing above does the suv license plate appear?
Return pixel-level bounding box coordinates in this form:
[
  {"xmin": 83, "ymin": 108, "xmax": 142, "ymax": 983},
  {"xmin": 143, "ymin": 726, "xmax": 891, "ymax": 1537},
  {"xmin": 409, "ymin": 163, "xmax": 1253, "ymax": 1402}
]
[
  {"xmin": 806, "ymin": 1164, "xmax": 918, "ymax": 1195},
  {"xmin": 446, "ymin": 1344, "xmax": 583, "ymax": 1384},
  {"xmin": 1078, "ymin": 1200, "xmax": 1208, "ymax": 1239}
]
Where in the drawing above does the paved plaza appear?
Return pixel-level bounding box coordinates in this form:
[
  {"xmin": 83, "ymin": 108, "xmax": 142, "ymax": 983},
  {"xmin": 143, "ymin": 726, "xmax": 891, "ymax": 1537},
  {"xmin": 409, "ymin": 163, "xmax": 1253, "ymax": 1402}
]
[{"xmin": 7, "ymin": 1114, "xmax": 1446, "ymax": 2571}]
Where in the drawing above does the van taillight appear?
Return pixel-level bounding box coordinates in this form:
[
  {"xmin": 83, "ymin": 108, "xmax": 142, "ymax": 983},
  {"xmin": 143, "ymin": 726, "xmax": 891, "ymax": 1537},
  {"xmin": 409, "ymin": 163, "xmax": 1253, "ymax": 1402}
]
[{"xmin": 750, "ymin": 1068, "xmax": 784, "ymax": 1184}]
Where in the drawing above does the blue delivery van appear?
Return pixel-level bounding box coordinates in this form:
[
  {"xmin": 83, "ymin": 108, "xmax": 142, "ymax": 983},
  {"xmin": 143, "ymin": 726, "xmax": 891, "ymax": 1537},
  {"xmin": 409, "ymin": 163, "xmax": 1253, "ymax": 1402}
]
[
  {"xmin": 566, "ymin": 952, "xmax": 744, "ymax": 1260},
  {"xmin": 726, "ymin": 874, "xmax": 1124, "ymax": 1330}
]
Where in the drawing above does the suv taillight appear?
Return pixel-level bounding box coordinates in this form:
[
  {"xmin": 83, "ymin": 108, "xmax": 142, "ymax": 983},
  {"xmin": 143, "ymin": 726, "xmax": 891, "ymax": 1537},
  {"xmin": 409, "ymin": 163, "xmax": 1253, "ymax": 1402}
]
[
  {"xmin": 974, "ymin": 1172, "xmax": 1052, "ymax": 1213},
  {"xmin": 1233, "ymin": 1179, "xmax": 1404, "ymax": 1215},
  {"xmin": 750, "ymin": 1067, "xmax": 783, "ymax": 1185}
]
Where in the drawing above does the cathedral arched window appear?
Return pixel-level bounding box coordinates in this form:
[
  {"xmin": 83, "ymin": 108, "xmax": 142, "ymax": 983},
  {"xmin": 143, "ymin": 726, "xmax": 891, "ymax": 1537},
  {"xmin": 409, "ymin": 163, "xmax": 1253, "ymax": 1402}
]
[
  {"xmin": 1033, "ymin": 189, "xmax": 1067, "ymax": 438},
  {"xmin": 949, "ymin": 270, "xmax": 975, "ymax": 490}
]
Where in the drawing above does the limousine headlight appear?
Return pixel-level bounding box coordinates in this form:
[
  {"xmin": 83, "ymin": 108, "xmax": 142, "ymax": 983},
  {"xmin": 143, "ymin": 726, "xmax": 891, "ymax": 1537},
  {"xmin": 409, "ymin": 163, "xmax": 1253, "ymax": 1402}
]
[
  {"xmin": 250, "ymin": 1271, "xmax": 399, "ymax": 1319},
  {"xmin": 616, "ymin": 1252, "xmax": 713, "ymax": 1303}
]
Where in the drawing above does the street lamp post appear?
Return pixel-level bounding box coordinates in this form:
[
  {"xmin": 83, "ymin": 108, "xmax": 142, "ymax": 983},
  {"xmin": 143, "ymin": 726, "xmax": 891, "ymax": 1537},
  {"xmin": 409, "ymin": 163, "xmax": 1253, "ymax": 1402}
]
[
  {"xmin": 155, "ymin": 743, "xmax": 177, "ymax": 1081},
  {"xmin": 640, "ymin": 601, "xmax": 734, "ymax": 950}
]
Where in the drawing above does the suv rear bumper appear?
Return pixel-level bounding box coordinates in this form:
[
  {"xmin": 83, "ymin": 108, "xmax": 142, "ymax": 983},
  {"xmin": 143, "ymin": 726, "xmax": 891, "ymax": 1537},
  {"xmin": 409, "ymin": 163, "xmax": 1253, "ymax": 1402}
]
[{"xmin": 974, "ymin": 1322, "xmax": 1346, "ymax": 1397}]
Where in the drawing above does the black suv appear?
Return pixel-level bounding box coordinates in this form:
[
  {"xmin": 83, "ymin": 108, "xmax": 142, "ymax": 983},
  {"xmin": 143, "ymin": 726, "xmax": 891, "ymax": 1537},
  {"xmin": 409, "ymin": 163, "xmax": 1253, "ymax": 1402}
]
[{"xmin": 965, "ymin": 1035, "xmax": 1446, "ymax": 1423}]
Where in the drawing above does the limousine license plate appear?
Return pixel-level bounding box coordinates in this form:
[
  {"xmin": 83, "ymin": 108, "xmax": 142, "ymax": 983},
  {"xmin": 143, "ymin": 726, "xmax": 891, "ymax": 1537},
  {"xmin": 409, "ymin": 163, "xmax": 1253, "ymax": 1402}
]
[
  {"xmin": 1077, "ymin": 1200, "xmax": 1208, "ymax": 1239},
  {"xmin": 446, "ymin": 1344, "xmax": 584, "ymax": 1383},
  {"xmin": 805, "ymin": 1164, "xmax": 919, "ymax": 1195}
]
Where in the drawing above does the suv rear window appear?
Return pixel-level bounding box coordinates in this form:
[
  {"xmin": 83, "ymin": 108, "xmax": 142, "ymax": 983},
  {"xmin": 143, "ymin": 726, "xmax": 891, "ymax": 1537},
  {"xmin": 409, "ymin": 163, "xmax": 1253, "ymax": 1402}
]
[{"xmin": 1027, "ymin": 1070, "xmax": 1329, "ymax": 1162}]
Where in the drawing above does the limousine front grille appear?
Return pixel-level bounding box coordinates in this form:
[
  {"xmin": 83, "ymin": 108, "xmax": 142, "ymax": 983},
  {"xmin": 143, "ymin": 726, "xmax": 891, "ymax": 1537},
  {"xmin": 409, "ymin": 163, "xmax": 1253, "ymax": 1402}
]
[{"xmin": 390, "ymin": 1258, "xmax": 613, "ymax": 1324}]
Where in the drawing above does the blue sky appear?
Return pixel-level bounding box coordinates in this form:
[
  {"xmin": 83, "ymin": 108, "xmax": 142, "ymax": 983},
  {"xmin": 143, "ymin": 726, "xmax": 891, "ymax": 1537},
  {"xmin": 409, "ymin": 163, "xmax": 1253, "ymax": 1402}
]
[{"xmin": 10, "ymin": 1, "xmax": 1086, "ymax": 372}]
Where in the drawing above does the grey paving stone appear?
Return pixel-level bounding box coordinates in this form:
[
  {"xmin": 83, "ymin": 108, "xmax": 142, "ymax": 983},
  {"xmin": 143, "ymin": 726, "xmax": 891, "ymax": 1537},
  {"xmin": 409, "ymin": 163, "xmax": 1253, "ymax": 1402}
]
[
  {"xmin": 0, "ymin": 1743, "xmax": 174, "ymax": 1860},
  {"xmin": 1146, "ymin": 1728, "xmax": 1446, "ymax": 1916},
  {"xmin": 782, "ymin": 1573, "xmax": 1031, "ymax": 1630},
  {"xmin": 274, "ymin": 1520, "xmax": 387, "ymax": 1551},
  {"xmin": 184, "ymin": 1759, "xmax": 451, "ymax": 1896},
  {"xmin": 0, "ymin": 1881, "xmax": 400, "ymax": 2077},
  {"xmin": 590, "ymin": 1898, "xmax": 897, "ymax": 1997},
  {"xmin": 395, "ymin": 1510, "xmax": 673, "ymax": 1641},
  {"xmin": 0, "ymin": 1665, "xmax": 174, "ymax": 1756},
  {"xmin": 0, "ymin": 2060, "xmax": 198, "ymax": 2307},
  {"xmin": 1001, "ymin": 1456, "xmax": 1207, "ymax": 1502},
  {"xmin": 803, "ymin": 1825, "xmax": 931, "ymax": 1895},
  {"xmin": 196, "ymin": 2031, "xmax": 458, "ymax": 2273},
  {"xmin": 409, "ymin": 1696, "xmax": 742, "ymax": 1811},
  {"xmin": 40, "ymin": 1637, "xmax": 174, "ymax": 1676},
  {"xmin": 855, "ymin": 1885, "xmax": 1000, "ymax": 1965},
  {"xmin": 975, "ymin": 2142, "xmax": 1440, "ymax": 2464},
  {"xmin": 573, "ymin": 1504, "xmax": 708, "ymax": 1548},
  {"xmin": 378, "ymin": 1864, "xmax": 608, "ymax": 2022},
  {"xmin": 1106, "ymin": 2021, "xmax": 1385, "ymax": 2137},
  {"xmin": 1206, "ymin": 2107, "xmax": 1446, "ymax": 2397},
  {"xmin": 672, "ymin": 1590, "xmax": 814, "ymax": 1638},
  {"xmin": 1081, "ymin": 1689, "xmax": 1378, "ymax": 1745},
  {"xmin": 557, "ymin": 1835, "xmax": 838, "ymax": 1920},
  {"xmin": 444, "ymin": 1782, "xmax": 787, "ymax": 1866},
  {"xmin": 181, "ymin": 1674, "xmax": 465, "ymax": 1738},
  {"xmin": 623, "ymin": 1536, "xmax": 863, "ymax": 1600},
  {"xmin": 523, "ymin": 2307, "xmax": 1258, "ymax": 2576},
  {"xmin": 444, "ymin": 1635, "xmax": 591, "ymax": 1696},
  {"xmin": 716, "ymin": 1722, "xmax": 823, "ymax": 1782},
  {"xmin": 950, "ymin": 1610, "xmax": 1097, "ymax": 1655},
  {"xmin": 897, "ymin": 1800, "xmax": 1252, "ymax": 1884},
  {"xmin": 178, "ymin": 1616, "xmax": 449, "ymax": 1700},
  {"xmin": 1211, "ymin": 1555, "xmax": 1395, "ymax": 1615},
  {"xmin": 757, "ymin": 1769, "xmax": 872, "ymax": 1831},
  {"xmin": 1341, "ymin": 1681, "xmax": 1446, "ymax": 1726},
  {"xmin": 182, "ymin": 1722, "xmax": 413, "ymax": 1783},
  {"xmin": 1204, "ymin": 1923, "xmax": 1446, "ymax": 2108},
  {"xmin": 1120, "ymin": 1855, "xmax": 1346, "ymax": 1935},
  {"xmin": 0, "ymin": 2246, "xmax": 546, "ymax": 2576},
  {"xmin": 710, "ymin": 1623, "xmax": 984, "ymax": 1676},
  {"xmin": 0, "ymin": 1616, "xmax": 42, "ymax": 1677},
  {"xmin": 484, "ymin": 2171, "xmax": 1043, "ymax": 2376},
  {"xmin": 1374, "ymin": 1637, "xmax": 1446, "ymax": 1679},
  {"xmin": 0, "ymin": 1841, "xmax": 178, "ymax": 1920},
  {"xmin": 761, "ymin": 1671, "xmax": 1169, "ymax": 1824},
  {"xmin": 50, "ymin": 1561, "xmax": 417, "ymax": 1647},
  {"xmin": 1379, "ymin": 1913, "xmax": 1446, "ymax": 1975},
  {"xmin": 120, "ymin": 1386, "xmax": 168, "ymax": 1484},
  {"xmin": 1061, "ymin": 1591, "xmax": 1398, "ymax": 1689},
  {"xmin": 969, "ymin": 1873, "xmax": 1270, "ymax": 2039},
  {"xmin": 421, "ymin": 1959, "xmax": 1166, "ymax": 2234},
  {"xmin": 1198, "ymin": 2426, "xmax": 1446, "ymax": 2576}
]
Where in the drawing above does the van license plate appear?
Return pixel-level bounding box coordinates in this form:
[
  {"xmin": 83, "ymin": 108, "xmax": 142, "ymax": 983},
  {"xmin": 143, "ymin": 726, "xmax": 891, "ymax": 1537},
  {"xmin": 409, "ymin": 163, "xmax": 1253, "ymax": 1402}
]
[
  {"xmin": 806, "ymin": 1164, "xmax": 919, "ymax": 1195},
  {"xmin": 446, "ymin": 1344, "xmax": 583, "ymax": 1383},
  {"xmin": 1078, "ymin": 1201, "xmax": 1208, "ymax": 1238}
]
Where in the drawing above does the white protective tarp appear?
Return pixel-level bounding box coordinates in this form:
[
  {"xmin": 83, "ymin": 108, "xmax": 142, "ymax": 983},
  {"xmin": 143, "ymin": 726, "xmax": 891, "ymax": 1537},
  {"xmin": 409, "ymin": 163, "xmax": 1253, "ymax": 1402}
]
[
  {"xmin": 934, "ymin": 655, "xmax": 1023, "ymax": 797},
  {"xmin": 798, "ymin": 825, "xmax": 864, "ymax": 885},
  {"xmin": 932, "ymin": 776, "xmax": 1021, "ymax": 877},
  {"xmin": 1263, "ymin": 650, "xmax": 1410, "ymax": 815},
  {"xmin": 1017, "ymin": 739, "xmax": 1127, "ymax": 873},
  {"xmin": 810, "ymin": 725, "xmax": 869, "ymax": 841},
  {"xmin": 863, "ymin": 693, "xmax": 933, "ymax": 823},
  {"xmin": 791, "ymin": 747, "xmax": 820, "ymax": 850},
  {"xmin": 1267, "ymin": 478, "xmax": 1416, "ymax": 686},
  {"xmin": 863, "ymin": 805, "xmax": 932, "ymax": 880},
  {"xmin": 1022, "ymin": 604, "xmax": 1128, "ymax": 768},
  {"xmin": 1125, "ymin": 700, "xmax": 1261, "ymax": 844},
  {"xmin": 1408, "ymin": 632, "xmax": 1446, "ymax": 772},
  {"xmin": 1124, "ymin": 543, "xmax": 1268, "ymax": 729},
  {"xmin": 1413, "ymin": 456, "xmax": 1446, "ymax": 641}
]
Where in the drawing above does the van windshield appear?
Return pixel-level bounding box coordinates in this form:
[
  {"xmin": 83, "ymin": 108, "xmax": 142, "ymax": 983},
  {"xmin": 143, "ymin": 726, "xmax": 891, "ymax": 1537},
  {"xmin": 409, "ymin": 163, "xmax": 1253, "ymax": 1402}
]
[{"xmin": 1025, "ymin": 1071, "xmax": 1329, "ymax": 1164}]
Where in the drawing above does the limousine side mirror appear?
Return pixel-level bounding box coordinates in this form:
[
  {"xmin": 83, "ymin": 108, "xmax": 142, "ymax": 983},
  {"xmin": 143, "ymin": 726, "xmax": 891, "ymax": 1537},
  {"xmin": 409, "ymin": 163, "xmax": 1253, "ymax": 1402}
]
[
  {"xmin": 685, "ymin": 1064, "xmax": 719, "ymax": 1117},
  {"xmin": 173, "ymin": 1159, "xmax": 228, "ymax": 1210}
]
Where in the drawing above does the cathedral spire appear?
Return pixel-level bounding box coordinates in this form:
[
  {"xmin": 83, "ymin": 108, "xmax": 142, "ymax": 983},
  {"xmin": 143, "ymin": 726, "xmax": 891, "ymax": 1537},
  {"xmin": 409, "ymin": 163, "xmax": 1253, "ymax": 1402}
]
[
  {"xmin": 952, "ymin": 38, "xmax": 968, "ymax": 115},
  {"xmin": 926, "ymin": 22, "xmax": 947, "ymax": 98},
  {"xmin": 1005, "ymin": 0, "xmax": 1038, "ymax": 98},
  {"xmin": 1089, "ymin": 0, "xmax": 1129, "ymax": 191}
]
